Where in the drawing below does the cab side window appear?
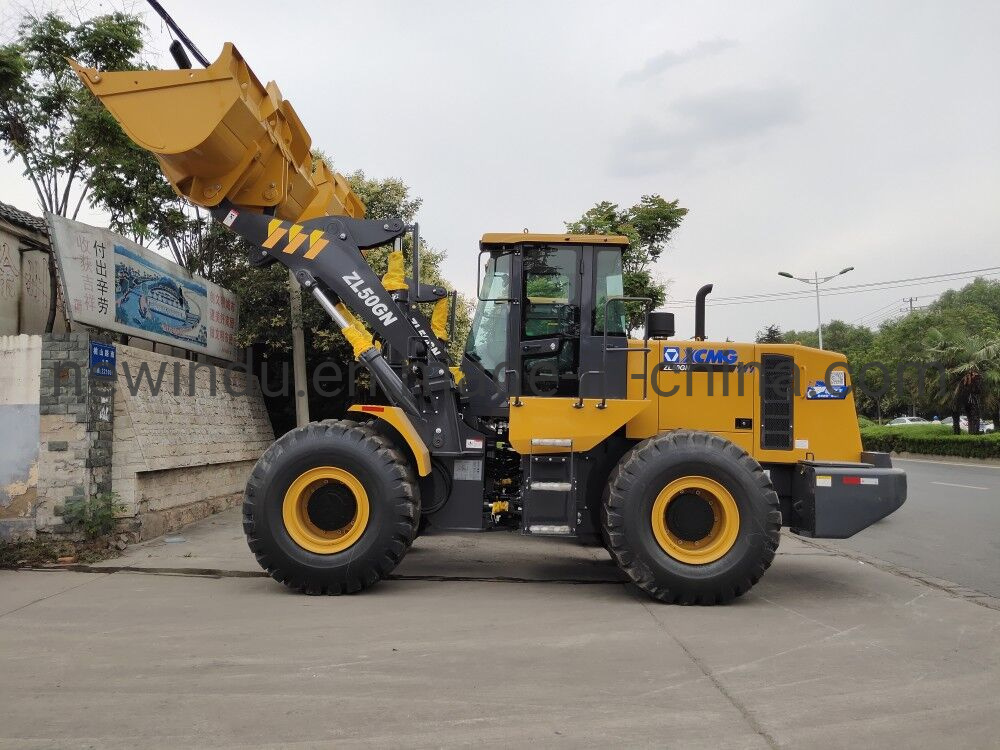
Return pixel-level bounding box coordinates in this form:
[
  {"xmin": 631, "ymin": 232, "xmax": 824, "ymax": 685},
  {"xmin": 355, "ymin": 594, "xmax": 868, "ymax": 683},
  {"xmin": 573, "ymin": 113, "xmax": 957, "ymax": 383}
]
[{"xmin": 523, "ymin": 247, "xmax": 579, "ymax": 339}]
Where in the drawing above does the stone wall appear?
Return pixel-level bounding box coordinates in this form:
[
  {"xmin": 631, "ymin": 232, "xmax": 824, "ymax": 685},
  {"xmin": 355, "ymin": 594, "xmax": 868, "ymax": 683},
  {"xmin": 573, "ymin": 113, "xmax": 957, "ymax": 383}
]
[
  {"xmin": 35, "ymin": 332, "xmax": 111, "ymax": 536},
  {"xmin": 0, "ymin": 331, "xmax": 274, "ymax": 541},
  {"xmin": 112, "ymin": 344, "xmax": 273, "ymax": 539}
]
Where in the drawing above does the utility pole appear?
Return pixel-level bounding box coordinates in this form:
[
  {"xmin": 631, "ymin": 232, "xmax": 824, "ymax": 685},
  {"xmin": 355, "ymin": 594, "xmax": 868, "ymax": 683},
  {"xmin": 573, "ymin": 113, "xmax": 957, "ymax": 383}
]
[
  {"xmin": 288, "ymin": 270, "xmax": 310, "ymax": 427},
  {"xmin": 778, "ymin": 266, "xmax": 854, "ymax": 350}
]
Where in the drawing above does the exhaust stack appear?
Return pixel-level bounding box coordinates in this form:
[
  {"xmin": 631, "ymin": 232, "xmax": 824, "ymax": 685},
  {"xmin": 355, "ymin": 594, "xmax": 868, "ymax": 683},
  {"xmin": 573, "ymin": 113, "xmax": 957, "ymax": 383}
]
[{"xmin": 694, "ymin": 284, "xmax": 713, "ymax": 340}]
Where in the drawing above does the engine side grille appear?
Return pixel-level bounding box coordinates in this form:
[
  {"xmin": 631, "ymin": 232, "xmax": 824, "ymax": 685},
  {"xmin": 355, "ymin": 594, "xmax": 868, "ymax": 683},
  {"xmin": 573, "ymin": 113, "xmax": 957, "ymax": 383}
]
[{"xmin": 761, "ymin": 354, "xmax": 794, "ymax": 450}]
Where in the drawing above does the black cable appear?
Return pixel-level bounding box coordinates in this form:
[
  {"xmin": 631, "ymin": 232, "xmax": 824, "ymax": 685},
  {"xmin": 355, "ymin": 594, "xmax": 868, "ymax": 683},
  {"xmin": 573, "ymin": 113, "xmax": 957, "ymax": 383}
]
[
  {"xmin": 668, "ymin": 269, "xmax": 1000, "ymax": 307},
  {"xmin": 144, "ymin": 0, "xmax": 211, "ymax": 68}
]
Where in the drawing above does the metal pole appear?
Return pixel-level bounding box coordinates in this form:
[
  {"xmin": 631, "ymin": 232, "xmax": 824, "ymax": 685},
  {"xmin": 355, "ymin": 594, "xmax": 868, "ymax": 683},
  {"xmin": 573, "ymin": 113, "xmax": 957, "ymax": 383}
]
[
  {"xmin": 814, "ymin": 271, "xmax": 824, "ymax": 350},
  {"xmin": 288, "ymin": 270, "xmax": 310, "ymax": 427}
]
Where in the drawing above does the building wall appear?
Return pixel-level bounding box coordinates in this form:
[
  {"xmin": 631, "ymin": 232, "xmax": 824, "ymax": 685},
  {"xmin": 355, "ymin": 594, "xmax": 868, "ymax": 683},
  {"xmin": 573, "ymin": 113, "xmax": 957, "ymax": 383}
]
[
  {"xmin": 0, "ymin": 228, "xmax": 22, "ymax": 334},
  {"xmin": 0, "ymin": 222, "xmax": 67, "ymax": 336},
  {"xmin": 0, "ymin": 335, "xmax": 42, "ymax": 541}
]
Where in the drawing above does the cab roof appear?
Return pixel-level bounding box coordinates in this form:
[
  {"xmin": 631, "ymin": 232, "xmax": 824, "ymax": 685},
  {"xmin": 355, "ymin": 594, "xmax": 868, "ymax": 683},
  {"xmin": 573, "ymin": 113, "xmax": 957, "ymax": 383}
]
[{"xmin": 480, "ymin": 232, "xmax": 630, "ymax": 248}]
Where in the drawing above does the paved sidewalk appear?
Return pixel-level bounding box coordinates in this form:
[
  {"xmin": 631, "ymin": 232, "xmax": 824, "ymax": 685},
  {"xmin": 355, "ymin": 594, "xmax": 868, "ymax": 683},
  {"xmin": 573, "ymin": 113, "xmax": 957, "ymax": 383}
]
[{"xmin": 1, "ymin": 510, "xmax": 998, "ymax": 748}]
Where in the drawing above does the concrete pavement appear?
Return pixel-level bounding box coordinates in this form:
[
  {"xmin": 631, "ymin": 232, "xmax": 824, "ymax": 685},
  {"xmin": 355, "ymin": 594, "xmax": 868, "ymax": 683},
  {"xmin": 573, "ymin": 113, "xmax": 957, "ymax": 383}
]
[{"xmin": 2, "ymin": 509, "xmax": 999, "ymax": 748}]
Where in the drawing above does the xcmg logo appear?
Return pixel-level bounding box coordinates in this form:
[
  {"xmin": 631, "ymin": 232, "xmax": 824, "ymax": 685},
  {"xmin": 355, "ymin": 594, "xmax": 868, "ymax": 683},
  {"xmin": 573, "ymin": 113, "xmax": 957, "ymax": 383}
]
[{"xmin": 663, "ymin": 347, "xmax": 739, "ymax": 367}]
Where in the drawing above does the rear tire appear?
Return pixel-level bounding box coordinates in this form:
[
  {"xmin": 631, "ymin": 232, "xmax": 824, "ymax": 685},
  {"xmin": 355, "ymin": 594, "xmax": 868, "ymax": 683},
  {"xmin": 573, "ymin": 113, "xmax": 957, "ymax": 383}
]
[
  {"xmin": 603, "ymin": 430, "xmax": 781, "ymax": 604},
  {"xmin": 244, "ymin": 419, "xmax": 419, "ymax": 595}
]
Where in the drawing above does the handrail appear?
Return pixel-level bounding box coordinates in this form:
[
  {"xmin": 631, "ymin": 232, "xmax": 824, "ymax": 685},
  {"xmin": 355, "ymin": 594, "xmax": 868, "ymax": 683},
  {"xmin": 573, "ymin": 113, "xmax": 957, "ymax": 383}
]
[
  {"xmin": 575, "ymin": 371, "xmax": 604, "ymax": 408},
  {"xmin": 601, "ymin": 296, "xmax": 653, "ymax": 407}
]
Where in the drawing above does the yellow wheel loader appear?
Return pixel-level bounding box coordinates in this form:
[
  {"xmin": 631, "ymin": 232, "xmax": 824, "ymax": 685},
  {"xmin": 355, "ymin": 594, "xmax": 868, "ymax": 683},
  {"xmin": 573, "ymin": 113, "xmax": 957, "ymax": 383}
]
[{"xmin": 72, "ymin": 40, "xmax": 905, "ymax": 604}]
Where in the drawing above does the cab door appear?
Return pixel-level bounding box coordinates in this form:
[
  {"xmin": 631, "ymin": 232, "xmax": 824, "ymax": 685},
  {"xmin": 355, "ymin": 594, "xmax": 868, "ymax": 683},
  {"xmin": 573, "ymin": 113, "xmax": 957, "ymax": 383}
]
[{"xmin": 519, "ymin": 245, "xmax": 581, "ymax": 397}]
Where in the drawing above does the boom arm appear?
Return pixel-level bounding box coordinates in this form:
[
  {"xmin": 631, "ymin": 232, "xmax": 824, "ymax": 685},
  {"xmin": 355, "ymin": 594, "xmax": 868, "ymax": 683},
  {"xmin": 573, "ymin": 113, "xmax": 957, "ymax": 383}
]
[{"xmin": 70, "ymin": 44, "xmax": 456, "ymax": 432}]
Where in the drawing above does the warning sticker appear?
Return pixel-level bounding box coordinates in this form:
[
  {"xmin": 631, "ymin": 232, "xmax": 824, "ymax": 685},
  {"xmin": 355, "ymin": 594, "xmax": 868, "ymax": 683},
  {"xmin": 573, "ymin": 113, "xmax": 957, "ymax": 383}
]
[
  {"xmin": 860, "ymin": 477, "xmax": 879, "ymax": 485},
  {"xmin": 795, "ymin": 438, "xmax": 809, "ymax": 450},
  {"xmin": 816, "ymin": 475, "xmax": 832, "ymax": 487},
  {"xmin": 453, "ymin": 459, "xmax": 482, "ymax": 481},
  {"xmin": 222, "ymin": 209, "xmax": 239, "ymax": 227}
]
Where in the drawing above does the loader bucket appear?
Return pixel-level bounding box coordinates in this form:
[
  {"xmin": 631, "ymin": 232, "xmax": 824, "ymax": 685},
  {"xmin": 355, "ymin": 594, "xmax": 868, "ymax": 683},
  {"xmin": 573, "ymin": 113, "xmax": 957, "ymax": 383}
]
[{"xmin": 70, "ymin": 43, "xmax": 364, "ymax": 221}]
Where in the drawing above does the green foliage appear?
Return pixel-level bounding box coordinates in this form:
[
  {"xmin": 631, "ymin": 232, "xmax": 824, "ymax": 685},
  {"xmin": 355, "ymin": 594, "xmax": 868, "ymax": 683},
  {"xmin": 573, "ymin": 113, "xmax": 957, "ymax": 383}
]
[
  {"xmin": 0, "ymin": 10, "xmax": 148, "ymax": 218},
  {"xmin": 926, "ymin": 329, "xmax": 1000, "ymax": 434},
  {"xmin": 857, "ymin": 415, "xmax": 877, "ymax": 429},
  {"xmin": 755, "ymin": 324, "xmax": 784, "ymax": 343},
  {"xmin": 61, "ymin": 491, "xmax": 123, "ymax": 539},
  {"xmin": 780, "ymin": 279, "xmax": 1000, "ymax": 425},
  {"xmin": 565, "ymin": 195, "xmax": 687, "ymax": 332},
  {"xmin": 861, "ymin": 425, "xmax": 1000, "ymax": 459}
]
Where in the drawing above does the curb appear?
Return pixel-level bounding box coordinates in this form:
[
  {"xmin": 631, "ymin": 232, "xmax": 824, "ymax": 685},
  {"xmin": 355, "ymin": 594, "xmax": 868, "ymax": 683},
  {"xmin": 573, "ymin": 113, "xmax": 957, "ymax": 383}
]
[{"xmin": 790, "ymin": 533, "xmax": 1000, "ymax": 612}]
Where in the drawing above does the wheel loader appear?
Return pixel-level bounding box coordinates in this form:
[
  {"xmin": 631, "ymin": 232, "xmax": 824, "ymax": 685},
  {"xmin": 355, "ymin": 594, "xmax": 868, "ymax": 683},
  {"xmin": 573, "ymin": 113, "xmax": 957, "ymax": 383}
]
[{"xmin": 71, "ymin": 42, "xmax": 906, "ymax": 604}]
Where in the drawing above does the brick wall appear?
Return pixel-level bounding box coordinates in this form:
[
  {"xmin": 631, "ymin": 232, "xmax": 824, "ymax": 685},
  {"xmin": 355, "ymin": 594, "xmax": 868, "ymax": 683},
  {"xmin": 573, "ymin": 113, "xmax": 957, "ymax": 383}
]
[{"xmin": 36, "ymin": 332, "xmax": 92, "ymax": 536}]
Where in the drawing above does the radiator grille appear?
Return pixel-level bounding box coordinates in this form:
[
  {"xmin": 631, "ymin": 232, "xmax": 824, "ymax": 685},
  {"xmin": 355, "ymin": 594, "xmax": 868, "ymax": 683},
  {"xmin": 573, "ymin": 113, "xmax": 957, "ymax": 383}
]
[{"xmin": 761, "ymin": 354, "xmax": 794, "ymax": 450}]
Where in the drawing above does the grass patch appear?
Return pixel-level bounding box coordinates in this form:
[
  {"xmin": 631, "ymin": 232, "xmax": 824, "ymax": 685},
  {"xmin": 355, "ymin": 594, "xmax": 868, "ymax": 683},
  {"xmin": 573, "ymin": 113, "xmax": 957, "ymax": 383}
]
[{"xmin": 861, "ymin": 424, "xmax": 1000, "ymax": 459}]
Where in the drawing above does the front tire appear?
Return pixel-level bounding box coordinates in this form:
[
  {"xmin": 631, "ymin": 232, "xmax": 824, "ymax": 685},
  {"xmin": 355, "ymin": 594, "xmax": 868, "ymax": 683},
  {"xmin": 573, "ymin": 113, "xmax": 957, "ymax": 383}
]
[
  {"xmin": 244, "ymin": 419, "xmax": 419, "ymax": 595},
  {"xmin": 603, "ymin": 430, "xmax": 781, "ymax": 604}
]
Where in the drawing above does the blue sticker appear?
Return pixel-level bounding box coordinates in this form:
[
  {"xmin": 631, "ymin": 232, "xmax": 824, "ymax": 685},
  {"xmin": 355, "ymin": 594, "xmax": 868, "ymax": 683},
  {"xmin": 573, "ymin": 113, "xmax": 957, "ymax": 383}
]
[{"xmin": 806, "ymin": 380, "xmax": 847, "ymax": 400}]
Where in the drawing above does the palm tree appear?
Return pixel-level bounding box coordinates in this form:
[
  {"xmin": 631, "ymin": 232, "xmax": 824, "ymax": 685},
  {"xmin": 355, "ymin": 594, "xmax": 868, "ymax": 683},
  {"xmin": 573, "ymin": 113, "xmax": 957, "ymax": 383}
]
[
  {"xmin": 976, "ymin": 340, "xmax": 1000, "ymax": 430},
  {"xmin": 927, "ymin": 329, "xmax": 998, "ymax": 435}
]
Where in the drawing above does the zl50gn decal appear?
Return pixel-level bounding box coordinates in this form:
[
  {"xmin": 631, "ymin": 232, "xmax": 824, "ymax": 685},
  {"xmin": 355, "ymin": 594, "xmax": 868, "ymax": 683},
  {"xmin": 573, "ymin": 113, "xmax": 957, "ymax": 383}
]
[{"xmin": 342, "ymin": 270, "xmax": 398, "ymax": 325}]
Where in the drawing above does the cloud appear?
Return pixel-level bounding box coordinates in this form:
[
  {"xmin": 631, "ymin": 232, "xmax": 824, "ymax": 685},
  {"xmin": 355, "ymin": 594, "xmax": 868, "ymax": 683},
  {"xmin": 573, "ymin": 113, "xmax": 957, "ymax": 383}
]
[
  {"xmin": 620, "ymin": 39, "xmax": 738, "ymax": 86},
  {"xmin": 613, "ymin": 85, "xmax": 804, "ymax": 176}
]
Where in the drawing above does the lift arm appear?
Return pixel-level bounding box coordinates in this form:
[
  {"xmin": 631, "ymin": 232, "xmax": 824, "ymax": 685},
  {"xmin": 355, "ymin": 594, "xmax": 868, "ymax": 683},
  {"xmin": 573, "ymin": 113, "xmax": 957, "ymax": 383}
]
[{"xmin": 70, "ymin": 44, "xmax": 455, "ymax": 427}]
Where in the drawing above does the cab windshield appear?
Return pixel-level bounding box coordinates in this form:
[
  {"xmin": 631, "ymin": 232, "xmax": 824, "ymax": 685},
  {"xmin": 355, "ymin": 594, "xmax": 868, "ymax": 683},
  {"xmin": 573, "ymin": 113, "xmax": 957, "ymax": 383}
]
[{"xmin": 465, "ymin": 252, "xmax": 511, "ymax": 382}]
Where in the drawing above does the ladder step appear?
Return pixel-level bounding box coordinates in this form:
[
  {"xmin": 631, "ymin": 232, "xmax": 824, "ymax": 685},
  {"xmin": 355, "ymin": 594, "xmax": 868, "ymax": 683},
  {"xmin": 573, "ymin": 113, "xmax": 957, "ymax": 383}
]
[
  {"xmin": 528, "ymin": 524, "xmax": 573, "ymax": 535},
  {"xmin": 530, "ymin": 481, "xmax": 573, "ymax": 492},
  {"xmin": 531, "ymin": 438, "xmax": 572, "ymax": 447}
]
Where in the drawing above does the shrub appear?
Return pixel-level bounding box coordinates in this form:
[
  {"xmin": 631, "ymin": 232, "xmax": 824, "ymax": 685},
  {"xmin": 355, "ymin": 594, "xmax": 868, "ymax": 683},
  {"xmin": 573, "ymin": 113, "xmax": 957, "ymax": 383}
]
[
  {"xmin": 857, "ymin": 415, "xmax": 878, "ymax": 429},
  {"xmin": 861, "ymin": 425, "xmax": 1000, "ymax": 459},
  {"xmin": 61, "ymin": 491, "xmax": 124, "ymax": 539}
]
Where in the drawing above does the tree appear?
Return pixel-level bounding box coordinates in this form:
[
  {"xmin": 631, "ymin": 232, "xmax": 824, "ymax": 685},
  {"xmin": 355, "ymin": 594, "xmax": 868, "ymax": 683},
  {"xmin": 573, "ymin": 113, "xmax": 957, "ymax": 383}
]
[
  {"xmin": 565, "ymin": 195, "xmax": 687, "ymax": 332},
  {"xmin": 755, "ymin": 324, "xmax": 783, "ymax": 343},
  {"xmin": 0, "ymin": 11, "xmax": 146, "ymax": 218},
  {"xmin": 0, "ymin": 9, "xmax": 153, "ymax": 332},
  {"xmin": 928, "ymin": 329, "xmax": 999, "ymax": 434}
]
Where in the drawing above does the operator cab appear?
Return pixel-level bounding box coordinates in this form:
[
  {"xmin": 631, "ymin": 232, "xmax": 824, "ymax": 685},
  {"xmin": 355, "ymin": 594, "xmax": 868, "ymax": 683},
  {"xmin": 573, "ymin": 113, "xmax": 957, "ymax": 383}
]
[{"xmin": 463, "ymin": 233, "xmax": 631, "ymax": 412}]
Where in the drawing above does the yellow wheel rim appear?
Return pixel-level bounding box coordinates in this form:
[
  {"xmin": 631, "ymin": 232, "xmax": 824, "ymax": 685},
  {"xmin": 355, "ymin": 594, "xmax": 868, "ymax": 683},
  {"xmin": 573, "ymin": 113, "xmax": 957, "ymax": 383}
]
[
  {"xmin": 651, "ymin": 476, "xmax": 740, "ymax": 565},
  {"xmin": 282, "ymin": 467, "xmax": 369, "ymax": 554}
]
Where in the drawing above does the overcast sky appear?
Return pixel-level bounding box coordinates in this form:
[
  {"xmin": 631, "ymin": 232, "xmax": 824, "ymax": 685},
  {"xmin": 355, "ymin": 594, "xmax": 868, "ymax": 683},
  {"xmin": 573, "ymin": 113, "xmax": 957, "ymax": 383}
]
[{"xmin": 2, "ymin": 0, "xmax": 998, "ymax": 341}]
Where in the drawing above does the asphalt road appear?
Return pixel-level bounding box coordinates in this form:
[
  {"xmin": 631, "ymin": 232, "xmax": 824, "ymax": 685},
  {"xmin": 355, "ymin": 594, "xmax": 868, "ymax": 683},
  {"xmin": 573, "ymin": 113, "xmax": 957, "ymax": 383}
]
[{"xmin": 823, "ymin": 457, "xmax": 1000, "ymax": 598}]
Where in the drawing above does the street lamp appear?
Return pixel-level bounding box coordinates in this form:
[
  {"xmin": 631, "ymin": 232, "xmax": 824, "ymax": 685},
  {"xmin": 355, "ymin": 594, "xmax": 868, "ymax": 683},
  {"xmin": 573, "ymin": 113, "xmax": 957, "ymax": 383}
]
[{"xmin": 777, "ymin": 267, "xmax": 854, "ymax": 349}]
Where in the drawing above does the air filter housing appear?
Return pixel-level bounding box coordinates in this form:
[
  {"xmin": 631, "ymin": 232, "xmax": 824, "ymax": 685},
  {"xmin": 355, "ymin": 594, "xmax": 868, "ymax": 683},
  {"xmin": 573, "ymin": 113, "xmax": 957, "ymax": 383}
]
[{"xmin": 647, "ymin": 312, "xmax": 675, "ymax": 339}]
